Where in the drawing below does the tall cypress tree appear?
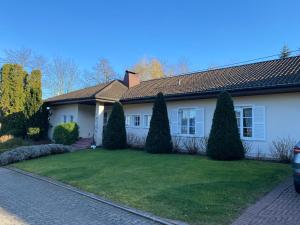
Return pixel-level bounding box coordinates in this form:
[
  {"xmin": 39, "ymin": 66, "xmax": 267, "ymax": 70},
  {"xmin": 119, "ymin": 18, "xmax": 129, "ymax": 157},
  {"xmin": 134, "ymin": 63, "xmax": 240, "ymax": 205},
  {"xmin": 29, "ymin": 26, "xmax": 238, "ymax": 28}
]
[
  {"xmin": 102, "ymin": 101, "xmax": 127, "ymax": 149},
  {"xmin": 145, "ymin": 92, "xmax": 173, "ymax": 153},
  {"xmin": 24, "ymin": 69, "xmax": 42, "ymax": 128},
  {"xmin": 0, "ymin": 64, "xmax": 26, "ymax": 135},
  {"xmin": 207, "ymin": 91, "xmax": 244, "ymax": 160},
  {"xmin": 0, "ymin": 64, "xmax": 26, "ymax": 116}
]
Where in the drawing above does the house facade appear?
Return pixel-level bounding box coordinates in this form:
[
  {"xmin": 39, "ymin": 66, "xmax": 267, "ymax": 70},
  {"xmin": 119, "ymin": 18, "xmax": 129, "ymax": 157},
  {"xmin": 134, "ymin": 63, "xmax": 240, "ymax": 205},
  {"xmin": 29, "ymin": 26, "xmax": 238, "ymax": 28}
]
[{"xmin": 45, "ymin": 56, "xmax": 300, "ymax": 158}]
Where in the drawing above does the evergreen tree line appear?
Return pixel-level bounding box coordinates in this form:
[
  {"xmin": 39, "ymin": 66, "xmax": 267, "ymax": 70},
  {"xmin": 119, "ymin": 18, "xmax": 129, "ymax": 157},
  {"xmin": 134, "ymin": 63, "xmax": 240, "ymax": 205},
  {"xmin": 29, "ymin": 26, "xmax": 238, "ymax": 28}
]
[
  {"xmin": 0, "ymin": 64, "xmax": 49, "ymax": 139},
  {"xmin": 103, "ymin": 91, "xmax": 244, "ymax": 160}
]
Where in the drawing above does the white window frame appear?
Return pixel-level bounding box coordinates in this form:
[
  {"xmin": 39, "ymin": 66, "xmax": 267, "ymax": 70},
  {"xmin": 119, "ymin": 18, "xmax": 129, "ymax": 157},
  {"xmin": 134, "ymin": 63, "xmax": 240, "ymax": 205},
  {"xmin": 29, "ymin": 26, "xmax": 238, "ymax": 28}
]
[
  {"xmin": 143, "ymin": 114, "xmax": 152, "ymax": 128},
  {"xmin": 235, "ymin": 105, "xmax": 253, "ymax": 140},
  {"xmin": 103, "ymin": 111, "xmax": 110, "ymax": 126},
  {"xmin": 132, "ymin": 115, "xmax": 141, "ymax": 127},
  {"xmin": 125, "ymin": 115, "xmax": 131, "ymax": 127},
  {"xmin": 125, "ymin": 114, "xmax": 141, "ymax": 128},
  {"xmin": 178, "ymin": 108, "xmax": 197, "ymax": 136}
]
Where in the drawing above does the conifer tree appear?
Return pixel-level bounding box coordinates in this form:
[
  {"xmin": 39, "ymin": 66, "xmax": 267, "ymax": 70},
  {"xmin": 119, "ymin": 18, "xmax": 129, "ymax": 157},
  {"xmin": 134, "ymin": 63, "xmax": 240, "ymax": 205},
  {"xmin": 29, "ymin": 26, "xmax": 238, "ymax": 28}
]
[
  {"xmin": 24, "ymin": 70, "xmax": 42, "ymax": 128},
  {"xmin": 207, "ymin": 91, "xmax": 244, "ymax": 160},
  {"xmin": 145, "ymin": 92, "xmax": 173, "ymax": 153},
  {"xmin": 280, "ymin": 45, "xmax": 291, "ymax": 59},
  {"xmin": 102, "ymin": 102, "xmax": 127, "ymax": 149},
  {"xmin": 0, "ymin": 64, "xmax": 26, "ymax": 135}
]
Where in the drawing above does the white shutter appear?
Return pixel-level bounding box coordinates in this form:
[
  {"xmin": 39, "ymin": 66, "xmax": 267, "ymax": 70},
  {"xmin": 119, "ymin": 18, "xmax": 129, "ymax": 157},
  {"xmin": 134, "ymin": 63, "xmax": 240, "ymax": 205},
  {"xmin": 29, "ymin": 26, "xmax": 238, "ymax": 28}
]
[
  {"xmin": 169, "ymin": 109, "xmax": 178, "ymax": 135},
  {"xmin": 195, "ymin": 108, "xmax": 204, "ymax": 137},
  {"xmin": 253, "ymin": 106, "xmax": 265, "ymax": 140}
]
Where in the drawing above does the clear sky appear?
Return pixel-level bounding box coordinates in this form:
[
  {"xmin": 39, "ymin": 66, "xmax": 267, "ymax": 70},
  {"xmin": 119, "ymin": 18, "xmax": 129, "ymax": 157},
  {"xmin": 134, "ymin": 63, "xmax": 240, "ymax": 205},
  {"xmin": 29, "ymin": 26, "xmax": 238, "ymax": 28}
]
[{"xmin": 0, "ymin": 0, "xmax": 299, "ymax": 75}]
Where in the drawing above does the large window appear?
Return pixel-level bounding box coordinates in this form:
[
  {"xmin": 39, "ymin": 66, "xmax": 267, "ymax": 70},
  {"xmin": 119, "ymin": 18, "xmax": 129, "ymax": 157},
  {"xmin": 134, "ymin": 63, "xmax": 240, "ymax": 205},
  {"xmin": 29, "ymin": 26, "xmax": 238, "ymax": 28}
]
[
  {"xmin": 133, "ymin": 115, "xmax": 140, "ymax": 127},
  {"xmin": 143, "ymin": 115, "xmax": 151, "ymax": 128},
  {"xmin": 235, "ymin": 107, "xmax": 253, "ymax": 138},
  {"xmin": 178, "ymin": 108, "xmax": 196, "ymax": 135},
  {"xmin": 125, "ymin": 115, "xmax": 140, "ymax": 127}
]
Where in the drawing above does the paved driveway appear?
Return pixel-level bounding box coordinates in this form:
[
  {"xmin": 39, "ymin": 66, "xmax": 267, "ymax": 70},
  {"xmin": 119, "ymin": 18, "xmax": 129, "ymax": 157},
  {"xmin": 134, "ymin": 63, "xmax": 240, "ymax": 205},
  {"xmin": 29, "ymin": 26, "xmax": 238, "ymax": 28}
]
[
  {"xmin": 233, "ymin": 177, "xmax": 300, "ymax": 225},
  {"xmin": 0, "ymin": 168, "xmax": 165, "ymax": 225}
]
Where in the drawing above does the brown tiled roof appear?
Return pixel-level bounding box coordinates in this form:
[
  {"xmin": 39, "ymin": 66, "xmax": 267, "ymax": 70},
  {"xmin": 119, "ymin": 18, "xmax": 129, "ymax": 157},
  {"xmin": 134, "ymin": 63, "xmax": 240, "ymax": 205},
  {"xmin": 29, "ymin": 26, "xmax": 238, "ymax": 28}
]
[
  {"xmin": 45, "ymin": 80, "xmax": 128, "ymax": 104},
  {"xmin": 121, "ymin": 56, "xmax": 300, "ymax": 101}
]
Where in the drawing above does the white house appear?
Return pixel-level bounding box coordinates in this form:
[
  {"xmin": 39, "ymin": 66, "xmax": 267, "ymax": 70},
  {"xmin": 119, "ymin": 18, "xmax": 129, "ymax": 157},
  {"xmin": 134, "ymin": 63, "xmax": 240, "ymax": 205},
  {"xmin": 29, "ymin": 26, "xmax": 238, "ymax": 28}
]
[{"xmin": 45, "ymin": 56, "xmax": 300, "ymax": 158}]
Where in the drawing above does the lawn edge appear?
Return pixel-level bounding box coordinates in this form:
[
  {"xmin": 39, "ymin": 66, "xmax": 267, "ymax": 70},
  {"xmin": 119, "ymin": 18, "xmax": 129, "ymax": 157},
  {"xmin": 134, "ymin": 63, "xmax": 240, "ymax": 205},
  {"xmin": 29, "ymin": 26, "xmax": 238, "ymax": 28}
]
[{"xmin": 6, "ymin": 166, "xmax": 187, "ymax": 225}]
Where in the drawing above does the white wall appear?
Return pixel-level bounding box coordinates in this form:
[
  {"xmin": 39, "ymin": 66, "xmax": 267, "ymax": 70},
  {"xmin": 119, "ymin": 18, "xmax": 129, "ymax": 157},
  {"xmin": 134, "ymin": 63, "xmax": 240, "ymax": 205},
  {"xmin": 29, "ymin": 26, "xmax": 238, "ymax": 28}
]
[
  {"xmin": 123, "ymin": 92, "xmax": 300, "ymax": 157},
  {"xmin": 49, "ymin": 104, "xmax": 96, "ymax": 140},
  {"xmin": 48, "ymin": 104, "xmax": 79, "ymax": 139},
  {"xmin": 78, "ymin": 104, "xmax": 95, "ymax": 138}
]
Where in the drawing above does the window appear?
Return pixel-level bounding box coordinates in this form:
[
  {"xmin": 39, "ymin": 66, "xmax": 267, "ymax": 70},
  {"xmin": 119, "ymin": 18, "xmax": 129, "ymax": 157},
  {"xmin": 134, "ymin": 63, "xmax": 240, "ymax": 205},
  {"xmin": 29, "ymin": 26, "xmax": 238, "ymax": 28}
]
[
  {"xmin": 70, "ymin": 115, "xmax": 74, "ymax": 122},
  {"xmin": 143, "ymin": 115, "xmax": 151, "ymax": 128},
  {"xmin": 125, "ymin": 115, "xmax": 131, "ymax": 127},
  {"xmin": 235, "ymin": 107, "xmax": 253, "ymax": 138},
  {"xmin": 133, "ymin": 115, "xmax": 140, "ymax": 127},
  {"xmin": 63, "ymin": 115, "xmax": 67, "ymax": 123},
  {"xmin": 125, "ymin": 115, "xmax": 141, "ymax": 127},
  {"xmin": 178, "ymin": 109, "xmax": 196, "ymax": 135}
]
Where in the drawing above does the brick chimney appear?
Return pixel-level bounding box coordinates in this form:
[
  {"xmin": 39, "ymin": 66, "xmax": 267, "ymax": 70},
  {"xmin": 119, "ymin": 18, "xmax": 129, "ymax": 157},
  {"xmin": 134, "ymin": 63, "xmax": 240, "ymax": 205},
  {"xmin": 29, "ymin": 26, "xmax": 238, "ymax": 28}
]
[{"xmin": 123, "ymin": 70, "xmax": 140, "ymax": 88}]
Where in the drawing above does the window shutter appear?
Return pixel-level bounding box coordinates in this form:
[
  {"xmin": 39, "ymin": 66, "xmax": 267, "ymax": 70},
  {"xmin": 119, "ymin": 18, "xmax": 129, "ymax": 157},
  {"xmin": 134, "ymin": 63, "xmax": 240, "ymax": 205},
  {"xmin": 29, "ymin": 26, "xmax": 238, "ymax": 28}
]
[
  {"xmin": 253, "ymin": 106, "xmax": 265, "ymax": 140},
  {"xmin": 195, "ymin": 108, "xmax": 204, "ymax": 137},
  {"xmin": 169, "ymin": 109, "xmax": 178, "ymax": 135}
]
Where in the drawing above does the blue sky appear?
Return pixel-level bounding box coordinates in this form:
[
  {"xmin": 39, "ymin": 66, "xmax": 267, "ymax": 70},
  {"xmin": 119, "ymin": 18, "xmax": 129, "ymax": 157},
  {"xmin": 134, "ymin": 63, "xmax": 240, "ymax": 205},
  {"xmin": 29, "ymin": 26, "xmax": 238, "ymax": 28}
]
[{"xmin": 0, "ymin": 0, "xmax": 299, "ymax": 75}]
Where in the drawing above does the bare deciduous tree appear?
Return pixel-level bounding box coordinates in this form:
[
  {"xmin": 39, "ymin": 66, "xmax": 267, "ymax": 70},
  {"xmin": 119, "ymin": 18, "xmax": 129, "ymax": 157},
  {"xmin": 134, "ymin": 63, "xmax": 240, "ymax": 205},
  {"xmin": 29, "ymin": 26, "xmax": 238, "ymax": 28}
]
[
  {"xmin": 0, "ymin": 47, "xmax": 48, "ymax": 72},
  {"xmin": 84, "ymin": 58, "xmax": 116, "ymax": 85},
  {"xmin": 43, "ymin": 57, "xmax": 80, "ymax": 97},
  {"xmin": 1, "ymin": 47, "xmax": 32, "ymax": 67}
]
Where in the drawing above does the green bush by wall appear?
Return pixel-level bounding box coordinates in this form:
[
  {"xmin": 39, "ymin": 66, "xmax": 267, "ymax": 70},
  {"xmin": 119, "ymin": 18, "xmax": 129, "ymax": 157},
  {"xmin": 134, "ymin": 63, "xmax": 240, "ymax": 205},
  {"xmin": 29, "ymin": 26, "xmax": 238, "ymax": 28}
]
[{"xmin": 53, "ymin": 122, "xmax": 79, "ymax": 145}]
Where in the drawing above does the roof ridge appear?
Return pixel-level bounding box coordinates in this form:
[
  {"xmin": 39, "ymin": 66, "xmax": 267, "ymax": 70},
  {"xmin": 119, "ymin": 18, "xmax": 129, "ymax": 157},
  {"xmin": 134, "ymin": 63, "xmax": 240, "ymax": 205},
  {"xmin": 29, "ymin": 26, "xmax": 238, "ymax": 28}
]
[
  {"xmin": 139, "ymin": 55, "xmax": 300, "ymax": 84},
  {"xmin": 91, "ymin": 80, "xmax": 117, "ymax": 97}
]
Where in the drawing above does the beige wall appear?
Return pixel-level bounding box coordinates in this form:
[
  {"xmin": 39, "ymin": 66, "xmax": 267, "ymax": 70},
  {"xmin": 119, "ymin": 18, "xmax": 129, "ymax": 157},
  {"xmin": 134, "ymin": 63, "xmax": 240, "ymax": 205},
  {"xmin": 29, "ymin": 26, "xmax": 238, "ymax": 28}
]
[
  {"xmin": 78, "ymin": 104, "xmax": 95, "ymax": 138},
  {"xmin": 48, "ymin": 104, "xmax": 79, "ymax": 139},
  {"xmin": 123, "ymin": 92, "xmax": 300, "ymax": 157},
  {"xmin": 49, "ymin": 104, "xmax": 96, "ymax": 140}
]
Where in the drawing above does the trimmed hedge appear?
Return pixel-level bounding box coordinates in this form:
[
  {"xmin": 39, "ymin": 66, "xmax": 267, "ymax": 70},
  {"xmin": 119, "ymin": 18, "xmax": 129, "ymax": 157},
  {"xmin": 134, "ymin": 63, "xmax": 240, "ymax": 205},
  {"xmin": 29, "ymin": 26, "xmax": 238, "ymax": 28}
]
[
  {"xmin": 0, "ymin": 144, "xmax": 72, "ymax": 166},
  {"xmin": 53, "ymin": 122, "xmax": 79, "ymax": 145},
  {"xmin": 145, "ymin": 92, "xmax": 173, "ymax": 153},
  {"xmin": 207, "ymin": 91, "xmax": 244, "ymax": 160},
  {"xmin": 103, "ymin": 102, "xmax": 127, "ymax": 149}
]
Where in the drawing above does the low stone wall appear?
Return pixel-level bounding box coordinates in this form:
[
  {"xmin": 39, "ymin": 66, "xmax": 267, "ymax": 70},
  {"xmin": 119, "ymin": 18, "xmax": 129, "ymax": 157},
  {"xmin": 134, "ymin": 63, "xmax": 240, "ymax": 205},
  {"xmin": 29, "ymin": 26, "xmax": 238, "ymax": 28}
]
[{"xmin": 0, "ymin": 144, "xmax": 72, "ymax": 166}]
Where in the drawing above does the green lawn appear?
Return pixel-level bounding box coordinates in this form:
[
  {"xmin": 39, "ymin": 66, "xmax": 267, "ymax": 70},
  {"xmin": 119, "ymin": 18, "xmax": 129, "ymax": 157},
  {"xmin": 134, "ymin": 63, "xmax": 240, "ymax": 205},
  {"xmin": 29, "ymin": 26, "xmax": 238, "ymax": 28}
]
[{"xmin": 13, "ymin": 149, "xmax": 291, "ymax": 225}]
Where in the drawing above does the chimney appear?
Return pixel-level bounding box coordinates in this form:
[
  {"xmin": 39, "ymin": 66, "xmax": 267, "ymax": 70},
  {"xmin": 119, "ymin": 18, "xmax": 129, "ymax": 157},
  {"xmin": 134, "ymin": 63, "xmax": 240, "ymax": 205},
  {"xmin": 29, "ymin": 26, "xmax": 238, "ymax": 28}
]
[{"xmin": 123, "ymin": 70, "xmax": 140, "ymax": 88}]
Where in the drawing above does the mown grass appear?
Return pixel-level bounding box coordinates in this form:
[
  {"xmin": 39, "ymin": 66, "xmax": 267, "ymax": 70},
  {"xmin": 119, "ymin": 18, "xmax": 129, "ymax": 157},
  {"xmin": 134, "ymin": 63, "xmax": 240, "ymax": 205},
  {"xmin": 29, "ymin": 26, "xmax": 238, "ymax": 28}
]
[{"xmin": 13, "ymin": 149, "xmax": 291, "ymax": 225}]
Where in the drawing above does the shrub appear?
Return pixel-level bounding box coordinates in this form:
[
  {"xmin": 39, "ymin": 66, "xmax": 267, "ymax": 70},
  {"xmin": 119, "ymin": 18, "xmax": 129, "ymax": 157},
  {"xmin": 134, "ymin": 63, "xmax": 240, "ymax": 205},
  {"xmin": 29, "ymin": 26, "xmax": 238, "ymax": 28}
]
[
  {"xmin": 0, "ymin": 134, "xmax": 14, "ymax": 143},
  {"xmin": 145, "ymin": 92, "xmax": 173, "ymax": 153},
  {"xmin": 127, "ymin": 133, "xmax": 146, "ymax": 149},
  {"xmin": 207, "ymin": 91, "xmax": 244, "ymax": 160},
  {"xmin": 0, "ymin": 144, "xmax": 72, "ymax": 166},
  {"xmin": 172, "ymin": 136, "xmax": 182, "ymax": 153},
  {"xmin": 183, "ymin": 137, "xmax": 199, "ymax": 155},
  {"xmin": 27, "ymin": 127, "xmax": 40, "ymax": 141},
  {"xmin": 271, "ymin": 137, "xmax": 296, "ymax": 163},
  {"xmin": 53, "ymin": 122, "xmax": 79, "ymax": 145},
  {"xmin": 102, "ymin": 102, "xmax": 127, "ymax": 149}
]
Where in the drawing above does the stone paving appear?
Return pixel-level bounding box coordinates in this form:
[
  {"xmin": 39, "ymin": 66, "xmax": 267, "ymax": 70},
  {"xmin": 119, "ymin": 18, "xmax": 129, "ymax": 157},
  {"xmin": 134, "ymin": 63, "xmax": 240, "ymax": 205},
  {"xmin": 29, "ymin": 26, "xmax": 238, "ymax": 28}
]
[
  {"xmin": 0, "ymin": 168, "xmax": 165, "ymax": 225},
  {"xmin": 232, "ymin": 177, "xmax": 300, "ymax": 225}
]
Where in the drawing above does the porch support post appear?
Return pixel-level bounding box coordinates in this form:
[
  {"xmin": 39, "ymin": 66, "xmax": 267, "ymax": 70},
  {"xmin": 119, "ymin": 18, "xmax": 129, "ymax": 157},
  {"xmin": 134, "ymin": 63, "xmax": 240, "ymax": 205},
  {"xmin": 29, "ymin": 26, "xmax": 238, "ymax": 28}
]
[{"xmin": 94, "ymin": 102, "xmax": 104, "ymax": 146}]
